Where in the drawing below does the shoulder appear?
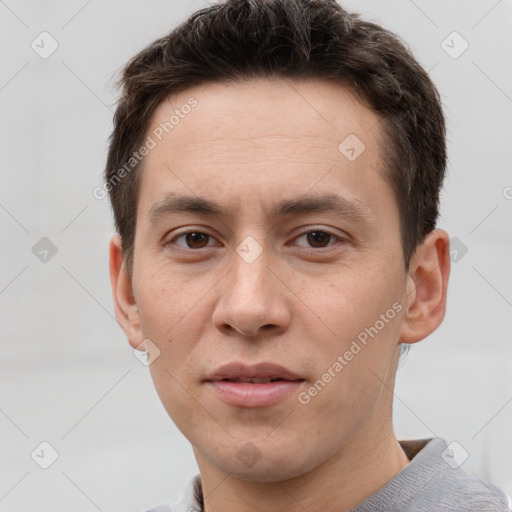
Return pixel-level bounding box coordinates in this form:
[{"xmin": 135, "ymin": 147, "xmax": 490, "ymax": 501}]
[
  {"xmin": 403, "ymin": 438, "xmax": 510, "ymax": 511},
  {"xmin": 352, "ymin": 438, "xmax": 510, "ymax": 512},
  {"xmin": 432, "ymin": 473, "xmax": 510, "ymax": 511}
]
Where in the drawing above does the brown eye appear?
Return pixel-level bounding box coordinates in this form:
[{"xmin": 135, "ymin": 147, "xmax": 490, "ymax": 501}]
[
  {"xmin": 169, "ymin": 231, "xmax": 215, "ymax": 250},
  {"xmin": 184, "ymin": 232, "xmax": 210, "ymax": 249},
  {"xmin": 306, "ymin": 231, "xmax": 333, "ymax": 248},
  {"xmin": 292, "ymin": 229, "xmax": 345, "ymax": 252}
]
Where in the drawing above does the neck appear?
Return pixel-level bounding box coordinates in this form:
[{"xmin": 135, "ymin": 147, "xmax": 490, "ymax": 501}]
[{"xmin": 195, "ymin": 424, "xmax": 410, "ymax": 512}]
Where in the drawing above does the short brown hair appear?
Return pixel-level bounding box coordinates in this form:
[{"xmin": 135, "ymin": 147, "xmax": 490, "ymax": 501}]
[{"xmin": 105, "ymin": 0, "xmax": 446, "ymax": 275}]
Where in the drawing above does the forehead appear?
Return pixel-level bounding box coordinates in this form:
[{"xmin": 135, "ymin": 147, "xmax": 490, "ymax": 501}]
[
  {"xmin": 147, "ymin": 77, "xmax": 380, "ymax": 154},
  {"xmin": 137, "ymin": 78, "xmax": 392, "ymax": 221}
]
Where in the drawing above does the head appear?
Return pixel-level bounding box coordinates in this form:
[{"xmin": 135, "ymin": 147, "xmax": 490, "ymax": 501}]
[{"xmin": 107, "ymin": 0, "xmax": 450, "ymax": 482}]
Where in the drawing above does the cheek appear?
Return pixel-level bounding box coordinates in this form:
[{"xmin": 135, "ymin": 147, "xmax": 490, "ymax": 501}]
[
  {"xmin": 135, "ymin": 263, "xmax": 198, "ymax": 337},
  {"xmin": 147, "ymin": 358, "xmax": 197, "ymax": 440},
  {"xmin": 297, "ymin": 263, "xmax": 402, "ymax": 344},
  {"xmin": 295, "ymin": 262, "xmax": 404, "ymax": 404},
  {"xmin": 133, "ymin": 264, "xmax": 216, "ymax": 398}
]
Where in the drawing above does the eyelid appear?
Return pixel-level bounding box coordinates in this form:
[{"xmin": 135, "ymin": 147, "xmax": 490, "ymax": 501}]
[
  {"xmin": 166, "ymin": 226, "xmax": 348, "ymax": 251},
  {"xmin": 290, "ymin": 227, "xmax": 347, "ymax": 250},
  {"xmin": 167, "ymin": 228, "xmax": 219, "ymax": 248}
]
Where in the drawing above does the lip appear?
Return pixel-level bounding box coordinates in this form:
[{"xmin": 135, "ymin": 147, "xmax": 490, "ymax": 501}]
[
  {"xmin": 206, "ymin": 362, "xmax": 303, "ymax": 382},
  {"xmin": 205, "ymin": 362, "xmax": 305, "ymax": 407},
  {"xmin": 207, "ymin": 380, "xmax": 304, "ymax": 407}
]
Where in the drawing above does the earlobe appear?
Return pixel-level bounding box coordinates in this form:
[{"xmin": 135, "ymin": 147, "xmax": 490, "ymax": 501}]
[
  {"xmin": 399, "ymin": 229, "xmax": 450, "ymax": 345},
  {"xmin": 109, "ymin": 235, "xmax": 143, "ymax": 349}
]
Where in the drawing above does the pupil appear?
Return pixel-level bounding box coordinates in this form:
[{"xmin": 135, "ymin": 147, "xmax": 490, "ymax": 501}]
[
  {"xmin": 186, "ymin": 232, "xmax": 208, "ymax": 248},
  {"xmin": 307, "ymin": 231, "xmax": 330, "ymax": 248}
]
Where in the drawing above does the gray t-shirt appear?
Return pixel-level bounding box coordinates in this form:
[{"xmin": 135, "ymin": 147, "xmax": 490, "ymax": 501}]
[{"xmin": 145, "ymin": 438, "xmax": 511, "ymax": 512}]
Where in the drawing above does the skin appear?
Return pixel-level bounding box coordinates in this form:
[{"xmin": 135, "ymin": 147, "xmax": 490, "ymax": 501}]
[{"xmin": 109, "ymin": 78, "xmax": 450, "ymax": 512}]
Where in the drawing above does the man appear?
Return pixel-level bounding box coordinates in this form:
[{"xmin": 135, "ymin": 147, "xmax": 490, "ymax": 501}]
[{"xmin": 105, "ymin": 0, "xmax": 511, "ymax": 510}]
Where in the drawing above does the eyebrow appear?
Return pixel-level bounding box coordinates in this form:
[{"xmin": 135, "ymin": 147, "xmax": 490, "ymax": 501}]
[{"xmin": 148, "ymin": 192, "xmax": 372, "ymax": 225}]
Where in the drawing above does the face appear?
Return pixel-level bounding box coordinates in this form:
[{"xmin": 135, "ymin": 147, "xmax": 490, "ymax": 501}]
[{"xmin": 111, "ymin": 78, "xmax": 444, "ymax": 482}]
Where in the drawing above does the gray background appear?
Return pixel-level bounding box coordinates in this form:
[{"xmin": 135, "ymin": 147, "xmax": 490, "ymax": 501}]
[{"xmin": 1, "ymin": 0, "xmax": 511, "ymax": 510}]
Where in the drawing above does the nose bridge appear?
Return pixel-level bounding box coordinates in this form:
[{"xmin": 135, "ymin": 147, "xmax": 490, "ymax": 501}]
[
  {"xmin": 231, "ymin": 237, "xmax": 270, "ymax": 295},
  {"xmin": 229, "ymin": 236, "xmax": 272, "ymax": 305},
  {"xmin": 213, "ymin": 235, "xmax": 290, "ymax": 336}
]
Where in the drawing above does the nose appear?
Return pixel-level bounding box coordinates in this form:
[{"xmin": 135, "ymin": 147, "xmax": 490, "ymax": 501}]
[{"xmin": 212, "ymin": 245, "xmax": 291, "ymax": 339}]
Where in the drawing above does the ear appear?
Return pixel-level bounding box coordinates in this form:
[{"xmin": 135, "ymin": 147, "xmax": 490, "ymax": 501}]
[
  {"xmin": 399, "ymin": 229, "xmax": 450, "ymax": 344},
  {"xmin": 109, "ymin": 234, "xmax": 144, "ymax": 349}
]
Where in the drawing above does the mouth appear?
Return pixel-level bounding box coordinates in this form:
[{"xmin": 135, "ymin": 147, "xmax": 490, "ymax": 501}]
[
  {"xmin": 205, "ymin": 362, "xmax": 304, "ymax": 383},
  {"xmin": 216, "ymin": 377, "xmax": 303, "ymax": 384},
  {"xmin": 205, "ymin": 362, "xmax": 306, "ymax": 407}
]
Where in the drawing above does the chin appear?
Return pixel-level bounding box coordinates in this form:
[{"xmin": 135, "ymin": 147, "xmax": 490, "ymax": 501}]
[{"xmin": 203, "ymin": 441, "xmax": 323, "ymax": 483}]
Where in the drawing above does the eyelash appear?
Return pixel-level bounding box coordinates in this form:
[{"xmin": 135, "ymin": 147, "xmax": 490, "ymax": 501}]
[{"xmin": 166, "ymin": 228, "xmax": 345, "ymax": 253}]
